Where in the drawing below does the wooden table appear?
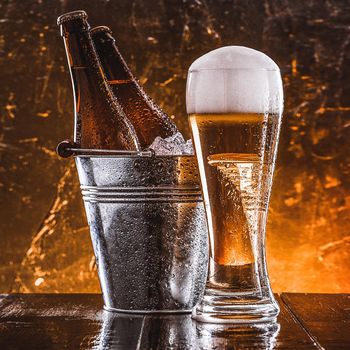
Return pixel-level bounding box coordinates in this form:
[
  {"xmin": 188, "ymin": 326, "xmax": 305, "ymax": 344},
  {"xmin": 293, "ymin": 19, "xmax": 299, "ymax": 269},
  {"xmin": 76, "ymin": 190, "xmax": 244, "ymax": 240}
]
[{"xmin": 0, "ymin": 293, "xmax": 348, "ymax": 349}]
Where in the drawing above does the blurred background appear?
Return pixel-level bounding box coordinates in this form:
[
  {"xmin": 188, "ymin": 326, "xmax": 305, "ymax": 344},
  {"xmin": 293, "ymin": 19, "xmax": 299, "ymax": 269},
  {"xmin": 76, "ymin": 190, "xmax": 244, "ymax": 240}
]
[{"xmin": 0, "ymin": 0, "xmax": 349, "ymax": 294}]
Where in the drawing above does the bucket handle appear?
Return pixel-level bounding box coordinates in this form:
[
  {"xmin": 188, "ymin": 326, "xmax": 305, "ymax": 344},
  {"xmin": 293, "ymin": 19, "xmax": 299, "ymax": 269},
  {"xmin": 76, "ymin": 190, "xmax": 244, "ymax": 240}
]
[{"xmin": 56, "ymin": 140, "xmax": 155, "ymax": 158}]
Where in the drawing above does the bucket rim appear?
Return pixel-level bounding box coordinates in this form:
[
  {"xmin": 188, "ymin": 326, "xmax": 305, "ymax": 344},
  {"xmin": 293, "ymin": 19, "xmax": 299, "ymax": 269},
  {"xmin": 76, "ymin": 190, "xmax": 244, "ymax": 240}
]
[{"xmin": 74, "ymin": 154, "xmax": 196, "ymax": 159}]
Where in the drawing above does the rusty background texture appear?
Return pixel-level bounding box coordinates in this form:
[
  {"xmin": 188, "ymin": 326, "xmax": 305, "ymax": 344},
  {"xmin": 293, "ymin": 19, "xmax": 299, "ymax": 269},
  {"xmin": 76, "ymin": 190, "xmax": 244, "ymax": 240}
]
[{"xmin": 0, "ymin": 0, "xmax": 349, "ymax": 293}]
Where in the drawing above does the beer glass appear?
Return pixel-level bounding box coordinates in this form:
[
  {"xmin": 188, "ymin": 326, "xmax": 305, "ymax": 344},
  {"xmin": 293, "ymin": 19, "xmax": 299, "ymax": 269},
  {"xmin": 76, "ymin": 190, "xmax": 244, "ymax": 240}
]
[{"xmin": 187, "ymin": 47, "xmax": 283, "ymax": 323}]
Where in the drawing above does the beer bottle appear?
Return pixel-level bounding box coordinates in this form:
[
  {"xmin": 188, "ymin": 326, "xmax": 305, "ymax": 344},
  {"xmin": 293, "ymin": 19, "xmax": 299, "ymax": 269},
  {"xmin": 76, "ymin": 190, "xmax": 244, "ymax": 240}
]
[
  {"xmin": 57, "ymin": 11, "xmax": 140, "ymax": 152},
  {"xmin": 90, "ymin": 26, "xmax": 178, "ymax": 149}
]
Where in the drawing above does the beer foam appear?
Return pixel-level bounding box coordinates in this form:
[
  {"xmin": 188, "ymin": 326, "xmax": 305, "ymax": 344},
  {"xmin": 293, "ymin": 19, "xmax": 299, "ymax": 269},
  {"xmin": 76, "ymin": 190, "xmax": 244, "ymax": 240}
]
[{"xmin": 186, "ymin": 46, "xmax": 283, "ymax": 114}]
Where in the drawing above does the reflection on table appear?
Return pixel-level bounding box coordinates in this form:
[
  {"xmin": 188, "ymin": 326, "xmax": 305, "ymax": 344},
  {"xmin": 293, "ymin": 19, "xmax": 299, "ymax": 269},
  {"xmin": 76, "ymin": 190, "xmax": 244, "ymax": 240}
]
[{"xmin": 95, "ymin": 311, "xmax": 280, "ymax": 350}]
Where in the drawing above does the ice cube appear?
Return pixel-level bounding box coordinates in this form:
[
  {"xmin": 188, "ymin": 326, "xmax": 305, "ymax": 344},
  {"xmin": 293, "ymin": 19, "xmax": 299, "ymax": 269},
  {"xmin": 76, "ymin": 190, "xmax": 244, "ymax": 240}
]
[
  {"xmin": 182, "ymin": 138, "xmax": 194, "ymax": 155},
  {"xmin": 149, "ymin": 132, "xmax": 194, "ymax": 156}
]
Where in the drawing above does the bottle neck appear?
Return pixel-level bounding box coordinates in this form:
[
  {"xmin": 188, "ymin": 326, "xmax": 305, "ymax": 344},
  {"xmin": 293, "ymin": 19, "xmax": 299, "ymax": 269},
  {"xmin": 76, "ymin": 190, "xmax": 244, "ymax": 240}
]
[
  {"xmin": 60, "ymin": 22, "xmax": 92, "ymax": 145},
  {"xmin": 91, "ymin": 31, "xmax": 134, "ymax": 84},
  {"xmin": 61, "ymin": 20, "xmax": 93, "ymax": 69}
]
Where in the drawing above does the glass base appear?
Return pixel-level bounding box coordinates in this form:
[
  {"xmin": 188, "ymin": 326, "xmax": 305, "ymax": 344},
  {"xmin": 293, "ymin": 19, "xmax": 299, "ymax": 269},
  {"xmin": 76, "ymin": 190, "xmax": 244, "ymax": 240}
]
[{"xmin": 192, "ymin": 289, "xmax": 280, "ymax": 324}]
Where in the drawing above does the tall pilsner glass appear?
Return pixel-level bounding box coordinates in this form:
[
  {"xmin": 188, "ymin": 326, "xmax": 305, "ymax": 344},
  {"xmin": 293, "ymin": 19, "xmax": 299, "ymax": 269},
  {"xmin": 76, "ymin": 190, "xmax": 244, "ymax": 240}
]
[{"xmin": 187, "ymin": 46, "xmax": 283, "ymax": 323}]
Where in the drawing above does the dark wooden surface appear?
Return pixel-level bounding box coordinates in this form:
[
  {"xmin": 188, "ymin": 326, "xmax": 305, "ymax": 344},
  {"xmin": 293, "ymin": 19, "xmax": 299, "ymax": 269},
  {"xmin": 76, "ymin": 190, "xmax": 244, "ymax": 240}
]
[
  {"xmin": 0, "ymin": 294, "xmax": 348, "ymax": 349},
  {"xmin": 282, "ymin": 293, "xmax": 350, "ymax": 350}
]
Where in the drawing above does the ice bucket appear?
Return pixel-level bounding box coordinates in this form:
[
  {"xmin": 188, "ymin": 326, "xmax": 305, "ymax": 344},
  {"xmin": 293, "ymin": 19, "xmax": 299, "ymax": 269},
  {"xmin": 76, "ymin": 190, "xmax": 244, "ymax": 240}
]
[{"xmin": 75, "ymin": 154, "xmax": 208, "ymax": 313}]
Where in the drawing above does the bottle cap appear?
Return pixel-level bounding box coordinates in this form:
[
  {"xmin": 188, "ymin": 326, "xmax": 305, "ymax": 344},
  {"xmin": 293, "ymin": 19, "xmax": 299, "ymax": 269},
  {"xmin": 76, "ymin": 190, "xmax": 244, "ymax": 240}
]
[
  {"xmin": 57, "ymin": 10, "xmax": 88, "ymax": 26},
  {"xmin": 90, "ymin": 26, "xmax": 113, "ymax": 35}
]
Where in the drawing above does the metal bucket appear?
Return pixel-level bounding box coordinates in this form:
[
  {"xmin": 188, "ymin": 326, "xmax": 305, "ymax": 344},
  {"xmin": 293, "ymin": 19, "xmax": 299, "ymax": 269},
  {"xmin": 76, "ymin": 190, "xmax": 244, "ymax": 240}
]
[{"xmin": 75, "ymin": 155, "xmax": 208, "ymax": 313}]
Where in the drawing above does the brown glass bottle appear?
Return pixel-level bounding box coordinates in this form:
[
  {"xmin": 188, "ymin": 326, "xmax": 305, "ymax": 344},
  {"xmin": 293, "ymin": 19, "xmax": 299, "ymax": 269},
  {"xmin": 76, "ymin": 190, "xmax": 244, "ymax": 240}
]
[
  {"xmin": 57, "ymin": 11, "xmax": 140, "ymax": 151},
  {"xmin": 90, "ymin": 26, "xmax": 179, "ymax": 149}
]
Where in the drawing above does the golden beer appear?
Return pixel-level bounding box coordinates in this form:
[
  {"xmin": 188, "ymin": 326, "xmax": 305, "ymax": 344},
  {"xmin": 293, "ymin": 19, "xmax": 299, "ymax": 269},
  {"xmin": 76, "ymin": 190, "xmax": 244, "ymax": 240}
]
[
  {"xmin": 188, "ymin": 46, "xmax": 283, "ymax": 323},
  {"xmin": 189, "ymin": 113, "xmax": 280, "ymax": 291}
]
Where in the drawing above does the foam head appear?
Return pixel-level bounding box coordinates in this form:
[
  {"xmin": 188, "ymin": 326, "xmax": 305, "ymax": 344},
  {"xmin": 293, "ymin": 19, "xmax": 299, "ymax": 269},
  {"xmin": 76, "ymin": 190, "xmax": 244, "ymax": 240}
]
[{"xmin": 186, "ymin": 46, "xmax": 283, "ymax": 114}]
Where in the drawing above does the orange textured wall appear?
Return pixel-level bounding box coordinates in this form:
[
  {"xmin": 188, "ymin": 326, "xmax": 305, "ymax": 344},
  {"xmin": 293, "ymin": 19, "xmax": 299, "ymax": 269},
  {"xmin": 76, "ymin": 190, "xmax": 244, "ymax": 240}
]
[{"xmin": 0, "ymin": 0, "xmax": 349, "ymax": 293}]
